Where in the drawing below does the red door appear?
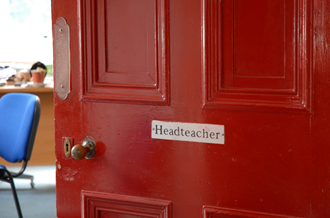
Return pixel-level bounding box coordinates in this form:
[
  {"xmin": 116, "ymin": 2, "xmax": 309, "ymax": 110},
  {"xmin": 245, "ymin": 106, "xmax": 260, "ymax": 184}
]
[{"xmin": 52, "ymin": 0, "xmax": 330, "ymax": 217}]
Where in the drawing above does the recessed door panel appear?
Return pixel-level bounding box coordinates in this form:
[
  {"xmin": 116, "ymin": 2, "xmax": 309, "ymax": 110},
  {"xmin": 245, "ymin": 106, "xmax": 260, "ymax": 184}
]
[
  {"xmin": 233, "ymin": 0, "xmax": 288, "ymax": 78},
  {"xmin": 104, "ymin": 0, "xmax": 156, "ymax": 82},
  {"xmin": 223, "ymin": 0, "xmax": 295, "ymax": 89},
  {"xmin": 203, "ymin": 0, "xmax": 311, "ymax": 112},
  {"xmin": 82, "ymin": 191, "xmax": 172, "ymax": 218},
  {"xmin": 81, "ymin": 0, "xmax": 169, "ymax": 104}
]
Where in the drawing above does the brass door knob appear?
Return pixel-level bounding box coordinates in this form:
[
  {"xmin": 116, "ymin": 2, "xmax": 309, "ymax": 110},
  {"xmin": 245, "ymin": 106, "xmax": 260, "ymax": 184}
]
[{"xmin": 71, "ymin": 137, "xmax": 96, "ymax": 160}]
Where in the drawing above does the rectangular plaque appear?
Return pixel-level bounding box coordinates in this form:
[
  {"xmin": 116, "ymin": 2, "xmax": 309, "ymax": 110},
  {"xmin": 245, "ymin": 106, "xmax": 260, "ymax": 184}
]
[{"xmin": 152, "ymin": 120, "xmax": 225, "ymax": 144}]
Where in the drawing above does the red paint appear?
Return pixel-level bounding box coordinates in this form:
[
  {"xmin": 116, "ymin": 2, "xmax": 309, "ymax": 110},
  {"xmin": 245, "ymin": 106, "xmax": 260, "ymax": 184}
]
[{"xmin": 53, "ymin": 0, "xmax": 330, "ymax": 217}]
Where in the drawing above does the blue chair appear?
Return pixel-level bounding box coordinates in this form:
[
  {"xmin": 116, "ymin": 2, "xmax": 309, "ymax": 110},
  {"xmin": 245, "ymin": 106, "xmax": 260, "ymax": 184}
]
[{"xmin": 0, "ymin": 93, "xmax": 41, "ymax": 218}]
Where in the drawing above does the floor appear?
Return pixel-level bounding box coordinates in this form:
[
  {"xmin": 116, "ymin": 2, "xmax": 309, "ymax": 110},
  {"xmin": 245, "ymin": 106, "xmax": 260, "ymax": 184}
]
[{"xmin": 0, "ymin": 165, "xmax": 56, "ymax": 218}]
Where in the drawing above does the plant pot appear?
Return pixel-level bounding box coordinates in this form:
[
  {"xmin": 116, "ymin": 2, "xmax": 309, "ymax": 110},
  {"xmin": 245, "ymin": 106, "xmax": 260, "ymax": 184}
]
[{"xmin": 32, "ymin": 72, "xmax": 44, "ymax": 84}]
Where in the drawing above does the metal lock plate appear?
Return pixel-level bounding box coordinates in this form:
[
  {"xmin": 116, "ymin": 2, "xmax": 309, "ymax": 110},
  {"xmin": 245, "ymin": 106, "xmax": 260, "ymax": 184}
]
[{"xmin": 54, "ymin": 17, "xmax": 71, "ymax": 100}]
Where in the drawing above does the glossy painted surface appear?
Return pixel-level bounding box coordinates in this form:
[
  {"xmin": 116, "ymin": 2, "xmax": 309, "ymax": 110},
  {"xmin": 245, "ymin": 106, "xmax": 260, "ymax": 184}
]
[{"xmin": 53, "ymin": 0, "xmax": 330, "ymax": 217}]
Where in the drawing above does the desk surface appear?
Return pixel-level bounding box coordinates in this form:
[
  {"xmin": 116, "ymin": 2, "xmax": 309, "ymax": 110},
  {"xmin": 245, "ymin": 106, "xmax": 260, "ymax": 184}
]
[{"xmin": 0, "ymin": 84, "xmax": 53, "ymax": 93}]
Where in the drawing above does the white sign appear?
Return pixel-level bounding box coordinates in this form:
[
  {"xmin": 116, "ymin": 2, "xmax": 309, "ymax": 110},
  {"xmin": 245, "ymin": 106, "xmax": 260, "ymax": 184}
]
[{"xmin": 151, "ymin": 120, "xmax": 225, "ymax": 144}]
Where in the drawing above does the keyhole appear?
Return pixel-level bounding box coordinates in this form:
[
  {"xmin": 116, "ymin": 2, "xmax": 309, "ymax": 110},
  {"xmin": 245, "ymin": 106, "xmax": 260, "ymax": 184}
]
[
  {"xmin": 65, "ymin": 143, "xmax": 69, "ymax": 153},
  {"xmin": 64, "ymin": 138, "xmax": 71, "ymax": 157}
]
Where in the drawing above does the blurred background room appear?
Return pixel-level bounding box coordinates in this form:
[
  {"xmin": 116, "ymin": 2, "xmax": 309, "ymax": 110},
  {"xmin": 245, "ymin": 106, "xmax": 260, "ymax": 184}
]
[{"xmin": 0, "ymin": 1, "xmax": 55, "ymax": 217}]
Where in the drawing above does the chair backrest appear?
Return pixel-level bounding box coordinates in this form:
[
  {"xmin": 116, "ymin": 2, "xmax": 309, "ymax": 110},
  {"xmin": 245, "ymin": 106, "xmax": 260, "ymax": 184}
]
[{"xmin": 0, "ymin": 93, "xmax": 41, "ymax": 163}]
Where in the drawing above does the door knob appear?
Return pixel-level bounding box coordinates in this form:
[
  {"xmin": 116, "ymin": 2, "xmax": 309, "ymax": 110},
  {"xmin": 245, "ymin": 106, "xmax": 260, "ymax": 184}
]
[{"xmin": 71, "ymin": 137, "xmax": 96, "ymax": 160}]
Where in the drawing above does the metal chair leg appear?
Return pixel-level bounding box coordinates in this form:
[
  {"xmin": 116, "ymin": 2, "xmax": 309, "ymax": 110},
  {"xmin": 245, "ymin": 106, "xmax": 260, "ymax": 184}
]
[
  {"xmin": 3, "ymin": 169, "xmax": 23, "ymax": 218},
  {"xmin": 16, "ymin": 173, "xmax": 34, "ymax": 189}
]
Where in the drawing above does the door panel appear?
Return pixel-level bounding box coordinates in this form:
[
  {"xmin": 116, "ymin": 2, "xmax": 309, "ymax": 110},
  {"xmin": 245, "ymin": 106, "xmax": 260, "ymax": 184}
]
[
  {"xmin": 230, "ymin": 0, "xmax": 293, "ymax": 79},
  {"xmin": 53, "ymin": 0, "xmax": 330, "ymax": 217},
  {"xmin": 81, "ymin": 0, "xmax": 169, "ymax": 104},
  {"xmin": 203, "ymin": 0, "xmax": 311, "ymax": 112},
  {"xmin": 82, "ymin": 191, "xmax": 171, "ymax": 218}
]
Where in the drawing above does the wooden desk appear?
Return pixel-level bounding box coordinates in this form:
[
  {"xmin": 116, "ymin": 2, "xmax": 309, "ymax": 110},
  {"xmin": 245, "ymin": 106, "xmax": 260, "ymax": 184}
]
[{"xmin": 0, "ymin": 84, "xmax": 55, "ymax": 166}]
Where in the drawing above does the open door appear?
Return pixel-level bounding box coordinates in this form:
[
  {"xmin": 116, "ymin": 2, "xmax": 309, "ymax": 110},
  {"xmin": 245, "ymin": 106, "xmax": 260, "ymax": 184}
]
[{"xmin": 53, "ymin": 0, "xmax": 330, "ymax": 217}]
